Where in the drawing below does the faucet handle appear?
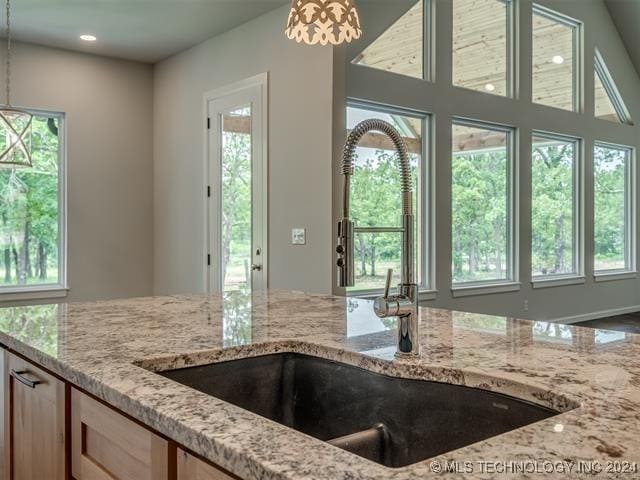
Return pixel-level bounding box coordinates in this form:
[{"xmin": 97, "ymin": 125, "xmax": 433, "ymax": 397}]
[{"xmin": 383, "ymin": 268, "xmax": 394, "ymax": 298}]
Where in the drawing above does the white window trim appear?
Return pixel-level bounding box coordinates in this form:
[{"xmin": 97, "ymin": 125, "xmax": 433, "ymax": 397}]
[
  {"xmin": 593, "ymin": 142, "xmax": 636, "ymax": 277},
  {"xmin": 0, "ymin": 286, "xmax": 69, "ymax": 302},
  {"xmin": 424, "ymin": 0, "xmax": 436, "ymax": 82},
  {"xmin": 451, "ymin": 281, "xmax": 521, "ymax": 298},
  {"xmin": 355, "ymin": 289, "xmax": 438, "ymax": 302},
  {"xmin": 594, "ymin": 48, "xmax": 633, "ymax": 125},
  {"xmin": 531, "ymin": 4, "xmax": 583, "ymax": 113},
  {"xmin": 531, "ymin": 275, "xmax": 586, "ymax": 289},
  {"xmin": 451, "ymin": 117, "xmax": 519, "ymax": 289},
  {"xmin": 593, "ymin": 271, "xmax": 637, "ymax": 283},
  {"xmin": 0, "ymin": 109, "xmax": 68, "ymax": 302},
  {"xmin": 345, "ymin": 100, "xmax": 435, "ymax": 298},
  {"xmin": 530, "ymin": 131, "xmax": 584, "ymax": 284}
]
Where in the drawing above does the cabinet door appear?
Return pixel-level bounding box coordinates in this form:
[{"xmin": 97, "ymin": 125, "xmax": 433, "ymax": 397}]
[
  {"xmin": 71, "ymin": 388, "xmax": 172, "ymax": 480},
  {"xmin": 4, "ymin": 352, "xmax": 67, "ymax": 480},
  {"xmin": 1, "ymin": 349, "xmax": 5, "ymax": 480},
  {"xmin": 177, "ymin": 449, "xmax": 237, "ymax": 480}
]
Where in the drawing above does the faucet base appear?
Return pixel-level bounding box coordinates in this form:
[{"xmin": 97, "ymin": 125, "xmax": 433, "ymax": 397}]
[{"xmin": 394, "ymin": 350, "xmax": 420, "ymax": 359}]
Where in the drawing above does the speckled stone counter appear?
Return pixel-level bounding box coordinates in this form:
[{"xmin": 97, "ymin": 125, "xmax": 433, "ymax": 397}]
[{"xmin": 0, "ymin": 289, "xmax": 639, "ymax": 479}]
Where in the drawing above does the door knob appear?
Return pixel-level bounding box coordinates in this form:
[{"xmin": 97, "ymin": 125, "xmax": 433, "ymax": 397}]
[{"xmin": 251, "ymin": 264, "xmax": 262, "ymax": 272}]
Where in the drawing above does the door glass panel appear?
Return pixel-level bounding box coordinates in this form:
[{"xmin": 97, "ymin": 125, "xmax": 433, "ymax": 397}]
[{"xmin": 221, "ymin": 105, "xmax": 252, "ymax": 292}]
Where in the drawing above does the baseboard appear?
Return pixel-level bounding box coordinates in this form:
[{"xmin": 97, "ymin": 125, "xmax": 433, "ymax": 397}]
[{"xmin": 551, "ymin": 305, "xmax": 640, "ymax": 325}]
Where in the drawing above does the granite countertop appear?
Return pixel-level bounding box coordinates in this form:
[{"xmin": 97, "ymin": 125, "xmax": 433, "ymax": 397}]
[{"xmin": 0, "ymin": 289, "xmax": 639, "ymax": 479}]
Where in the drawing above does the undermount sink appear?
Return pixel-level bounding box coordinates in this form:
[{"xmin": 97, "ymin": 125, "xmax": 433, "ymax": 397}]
[{"xmin": 159, "ymin": 353, "xmax": 559, "ymax": 468}]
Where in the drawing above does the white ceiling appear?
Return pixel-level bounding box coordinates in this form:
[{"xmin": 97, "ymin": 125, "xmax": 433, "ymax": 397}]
[{"xmin": 10, "ymin": 0, "xmax": 289, "ymax": 64}]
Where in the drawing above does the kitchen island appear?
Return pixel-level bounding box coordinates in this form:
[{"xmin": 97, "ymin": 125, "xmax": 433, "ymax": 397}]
[{"xmin": 0, "ymin": 289, "xmax": 638, "ymax": 479}]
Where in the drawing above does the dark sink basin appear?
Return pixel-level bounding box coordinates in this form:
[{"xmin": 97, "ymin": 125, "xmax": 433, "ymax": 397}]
[{"xmin": 160, "ymin": 353, "xmax": 559, "ymax": 468}]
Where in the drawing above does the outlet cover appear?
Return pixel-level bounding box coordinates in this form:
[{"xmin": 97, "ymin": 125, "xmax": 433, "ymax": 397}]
[{"xmin": 292, "ymin": 228, "xmax": 306, "ymax": 245}]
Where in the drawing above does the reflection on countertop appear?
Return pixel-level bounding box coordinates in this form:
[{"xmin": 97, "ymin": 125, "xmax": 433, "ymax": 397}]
[{"xmin": 0, "ymin": 289, "xmax": 638, "ymax": 480}]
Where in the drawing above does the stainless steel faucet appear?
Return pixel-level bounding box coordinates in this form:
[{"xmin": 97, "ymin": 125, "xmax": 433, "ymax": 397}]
[{"xmin": 337, "ymin": 119, "xmax": 419, "ymax": 357}]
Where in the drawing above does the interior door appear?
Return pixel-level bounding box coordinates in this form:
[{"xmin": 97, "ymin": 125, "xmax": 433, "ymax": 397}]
[{"xmin": 207, "ymin": 78, "xmax": 267, "ymax": 293}]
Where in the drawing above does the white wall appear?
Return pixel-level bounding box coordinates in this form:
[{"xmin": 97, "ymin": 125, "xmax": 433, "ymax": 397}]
[
  {"xmin": 153, "ymin": 6, "xmax": 335, "ymax": 295},
  {"xmin": 2, "ymin": 42, "xmax": 154, "ymax": 302},
  {"xmin": 342, "ymin": 0, "xmax": 640, "ymax": 322}
]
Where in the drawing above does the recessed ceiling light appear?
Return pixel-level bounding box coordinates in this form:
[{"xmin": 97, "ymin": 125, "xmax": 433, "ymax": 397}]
[
  {"xmin": 553, "ymin": 423, "xmax": 565, "ymax": 433},
  {"xmin": 552, "ymin": 55, "xmax": 564, "ymax": 64},
  {"xmin": 484, "ymin": 83, "xmax": 496, "ymax": 92},
  {"xmin": 80, "ymin": 34, "xmax": 97, "ymax": 42}
]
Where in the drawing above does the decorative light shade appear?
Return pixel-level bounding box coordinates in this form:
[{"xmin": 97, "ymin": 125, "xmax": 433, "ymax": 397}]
[
  {"xmin": 0, "ymin": 107, "xmax": 32, "ymax": 168},
  {"xmin": 0, "ymin": 0, "xmax": 33, "ymax": 168},
  {"xmin": 285, "ymin": 0, "xmax": 362, "ymax": 46}
]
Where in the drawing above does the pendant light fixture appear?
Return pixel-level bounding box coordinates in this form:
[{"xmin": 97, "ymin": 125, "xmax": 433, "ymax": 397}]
[
  {"xmin": 285, "ymin": 0, "xmax": 362, "ymax": 46},
  {"xmin": 0, "ymin": 0, "xmax": 32, "ymax": 168}
]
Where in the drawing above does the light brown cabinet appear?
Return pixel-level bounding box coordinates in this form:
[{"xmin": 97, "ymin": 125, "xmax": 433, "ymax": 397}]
[
  {"xmin": 3, "ymin": 351, "xmax": 67, "ymax": 480},
  {"xmin": 71, "ymin": 387, "xmax": 174, "ymax": 480},
  {"xmin": 0, "ymin": 351, "xmax": 240, "ymax": 480},
  {"xmin": 177, "ymin": 449, "xmax": 236, "ymax": 480}
]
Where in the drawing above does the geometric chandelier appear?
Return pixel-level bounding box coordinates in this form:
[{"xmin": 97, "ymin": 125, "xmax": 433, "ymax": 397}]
[
  {"xmin": 0, "ymin": 0, "xmax": 32, "ymax": 168},
  {"xmin": 285, "ymin": 0, "xmax": 362, "ymax": 46}
]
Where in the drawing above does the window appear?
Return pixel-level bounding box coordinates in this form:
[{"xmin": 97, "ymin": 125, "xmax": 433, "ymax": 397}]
[
  {"xmin": 451, "ymin": 120, "xmax": 515, "ymax": 285},
  {"xmin": 531, "ymin": 133, "xmax": 581, "ymax": 280},
  {"xmin": 0, "ymin": 111, "xmax": 66, "ymax": 295},
  {"xmin": 452, "ymin": 0, "xmax": 513, "ymax": 96},
  {"xmin": 346, "ymin": 104, "xmax": 429, "ymax": 294},
  {"xmin": 594, "ymin": 143, "xmax": 635, "ymax": 274},
  {"xmin": 594, "ymin": 49, "xmax": 633, "ymax": 125},
  {"xmin": 532, "ymin": 5, "xmax": 580, "ymax": 111},
  {"xmin": 353, "ymin": 1, "xmax": 427, "ymax": 80}
]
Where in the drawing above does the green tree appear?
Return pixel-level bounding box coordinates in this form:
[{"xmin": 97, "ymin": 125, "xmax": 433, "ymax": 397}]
[
  {"xmin": 0, "ymin": 116, "xmax": 59, "ymax": 286},
  {"xmin": 221, "ymin": 110, "xmax": 251, "ymax": 290},
  {"xmin": 531, "ymin": 142, "xmax": 574, "ymax": 275},
  {"xmin": 451, "ymin": 150, "xmax": 508, "ymax": 282},
  {"xmin": 594, "ymin": 146, "xmax": 628, "ymax": 270},
  {"xmin": 350, "ymin": 147, "xmax": 418, "ymax": 288}
]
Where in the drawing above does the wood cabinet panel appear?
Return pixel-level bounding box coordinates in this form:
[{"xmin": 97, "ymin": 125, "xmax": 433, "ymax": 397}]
[
  {"xmin": 72, "ymin": 388, "xmax": 173, "ymax": 480},
  {"xmin": 177, "ymin": 449, "xmax": 237, "ymax": 480},
  {"xmin": 4, "ymin": 352, "xmax": 66, "ymax": 480}
]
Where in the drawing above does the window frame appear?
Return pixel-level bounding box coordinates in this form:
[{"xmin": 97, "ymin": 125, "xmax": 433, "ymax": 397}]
[
  {"xmin": 346, "ymin": 1, "xmax": 640, "ymax": 300},
  {"xmin": 352, "ymin": 0, "xmax": 435, "ymax": 83},
  {"xmin": 450, "ymin": 117, "xmax": 519, "ymax": 296},
  {"xmin": 451, "ymin": 0, "xmax": 516, "ymax": 98},
  {"xmin": 424, "ymin": 0, "xmax": 435, "ymax": 82},
  {"xmin": 530, "ymin": 131, "xmax": 584, "ymax": 288},
  {"xmin": 594, "ymin": 48, "xmax": 633, "ymax": 126},
  {"xmin": 345, "ymin": 100, "xmax": 435, "ymax": 299},
  {"xmin": 531, "ymin": 4, "xmax": 582, "ymax": 113},
  {"xmin": 593, "ymin": 142, "xmax": 636, "ymax": 279},
  {"xmin": 0, "ymin": 108, "xmax": 68, "ymax": 301}
]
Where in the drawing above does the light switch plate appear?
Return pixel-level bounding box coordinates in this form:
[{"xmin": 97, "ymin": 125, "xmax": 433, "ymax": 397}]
[{"xmin": 292, "ymin": 228, "xmax": 306, "ymax": 245}]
